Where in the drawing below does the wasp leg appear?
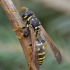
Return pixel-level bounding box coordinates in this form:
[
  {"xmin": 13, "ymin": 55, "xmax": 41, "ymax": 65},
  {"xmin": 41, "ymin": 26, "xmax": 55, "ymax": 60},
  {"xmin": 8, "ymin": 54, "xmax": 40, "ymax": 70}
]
[
  {"xmin": 43, "ymin": 43, "xmax": 48, "ymax": 49},
  {"xmin": 13, "ymin": 26, "xmax": 26, "ymax": 39},
  {"xmin": 28, "ymin": 45, "xmax": 32, "ymax": 70},
  {"xmin": 16, "ymin": 33, "xmax": 24, "ymax": 39},
  {"xmin": 13, "ymin": 26, "xmax": 23, "ymax": 32}
]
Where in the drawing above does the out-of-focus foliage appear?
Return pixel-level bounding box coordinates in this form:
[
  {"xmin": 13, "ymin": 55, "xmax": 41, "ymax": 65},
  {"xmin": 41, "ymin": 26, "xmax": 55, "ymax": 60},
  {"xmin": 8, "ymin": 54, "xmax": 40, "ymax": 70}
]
[{"xmin": 0, "ymin": 0, "xmax": 70, "ymax": 70}]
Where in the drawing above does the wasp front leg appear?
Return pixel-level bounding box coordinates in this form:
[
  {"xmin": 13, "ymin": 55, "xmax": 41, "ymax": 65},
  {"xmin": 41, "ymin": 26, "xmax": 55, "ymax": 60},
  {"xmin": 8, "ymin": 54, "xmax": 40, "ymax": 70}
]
[{"xmin": 13, "ymin": 26, "xmax": 26, "ymax": 39}]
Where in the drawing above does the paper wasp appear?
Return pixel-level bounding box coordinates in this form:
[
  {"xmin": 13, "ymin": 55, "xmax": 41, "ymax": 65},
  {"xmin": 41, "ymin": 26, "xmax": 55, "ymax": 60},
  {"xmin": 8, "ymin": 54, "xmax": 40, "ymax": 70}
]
[{"xmin": 10, "ymin": 7, "xmax": 62, "ymax": 70}]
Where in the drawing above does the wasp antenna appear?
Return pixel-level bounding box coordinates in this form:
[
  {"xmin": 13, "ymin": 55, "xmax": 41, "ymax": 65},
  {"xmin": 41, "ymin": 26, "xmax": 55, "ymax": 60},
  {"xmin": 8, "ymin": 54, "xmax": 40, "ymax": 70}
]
[
  {"xmin": 10, "ymin": 7, "xmax": 29, "ymax": 12},
  {"xmin": 21, "ymin": 7, "xmax": 29, "ymax": 12}
]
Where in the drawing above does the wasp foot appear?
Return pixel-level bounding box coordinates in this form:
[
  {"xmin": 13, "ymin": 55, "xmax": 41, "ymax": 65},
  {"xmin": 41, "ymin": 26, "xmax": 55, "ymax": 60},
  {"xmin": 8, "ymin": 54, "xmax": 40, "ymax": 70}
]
[
  {"xmin": 16, "ymin": 33, "xmax": 24, "ymax": 39},
  {"xmin": 13, "ymin": 26, "xmax": 23, "ymax": 32}
]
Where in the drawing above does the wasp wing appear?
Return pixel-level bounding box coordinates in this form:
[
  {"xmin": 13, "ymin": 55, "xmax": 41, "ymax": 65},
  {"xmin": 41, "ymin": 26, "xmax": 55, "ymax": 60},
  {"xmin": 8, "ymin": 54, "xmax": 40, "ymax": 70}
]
[
  {"xmin": 29, "ymin": 27, "xmax": 40, "ymax": 70},
  {"xmin": 40, "ymin": 25, "xmax": 62, "ymax": 64}
]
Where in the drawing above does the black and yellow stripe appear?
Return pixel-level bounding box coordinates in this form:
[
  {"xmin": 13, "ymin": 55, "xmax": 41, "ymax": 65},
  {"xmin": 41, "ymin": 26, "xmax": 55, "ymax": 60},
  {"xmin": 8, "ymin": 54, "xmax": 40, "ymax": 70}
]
[
  {"xmin": 38, "ymin": 52, "xmax": 45, "ymax": 65},
  {"xmin": 36, "ymin": 40, "xmax": 46, "ymax": 65}
]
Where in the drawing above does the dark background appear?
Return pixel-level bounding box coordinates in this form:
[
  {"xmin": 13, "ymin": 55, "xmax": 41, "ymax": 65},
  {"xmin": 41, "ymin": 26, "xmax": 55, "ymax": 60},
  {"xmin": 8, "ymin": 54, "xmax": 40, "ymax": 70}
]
[{"xmin": 0, "ymin": 0, "xmax": 70, "ymax": 70}]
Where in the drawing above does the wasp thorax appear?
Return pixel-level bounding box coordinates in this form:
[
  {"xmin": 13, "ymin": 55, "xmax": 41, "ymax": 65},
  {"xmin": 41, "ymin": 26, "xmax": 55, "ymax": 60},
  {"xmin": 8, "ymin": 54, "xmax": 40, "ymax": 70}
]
[{"xmin": 30, "ymin": 17, "xmax": 40, "ymax": 27}]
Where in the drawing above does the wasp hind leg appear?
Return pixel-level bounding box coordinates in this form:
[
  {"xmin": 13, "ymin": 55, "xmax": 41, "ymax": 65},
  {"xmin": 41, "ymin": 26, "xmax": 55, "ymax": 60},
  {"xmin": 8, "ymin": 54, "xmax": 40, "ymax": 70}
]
[{"xmin": 28, "ymin": 44, "xmax": 32, "ymax": 70}]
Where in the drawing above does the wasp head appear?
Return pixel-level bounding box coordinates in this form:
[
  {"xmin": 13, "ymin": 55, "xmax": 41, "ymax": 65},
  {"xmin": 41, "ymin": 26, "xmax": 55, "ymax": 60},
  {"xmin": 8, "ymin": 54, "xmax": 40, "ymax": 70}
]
[{"xmin": 22, "ymin": 11, "xmax": 34, "ymax": 20}]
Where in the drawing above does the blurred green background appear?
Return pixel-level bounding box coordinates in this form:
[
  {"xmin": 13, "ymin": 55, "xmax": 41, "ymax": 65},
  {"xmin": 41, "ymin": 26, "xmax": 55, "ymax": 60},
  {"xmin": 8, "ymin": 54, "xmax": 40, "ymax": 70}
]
[{"xmin": 0, "ymin": 0, "xmax": 70, "ymax": 70}]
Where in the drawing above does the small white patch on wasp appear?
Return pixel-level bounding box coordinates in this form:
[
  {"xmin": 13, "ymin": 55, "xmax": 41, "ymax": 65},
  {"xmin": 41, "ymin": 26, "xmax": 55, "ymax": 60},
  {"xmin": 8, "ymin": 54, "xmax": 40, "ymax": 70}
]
[
  {"xmin": 38, "ymin": 48, "xmax": 40, "ymax": 51},
  {"xmin": 32, "ymin": 19, "xmax": 34, "ymax": 20},
  {"xmin": 35, "ymin": 27, "xmax": 37, "ymax": 29}
]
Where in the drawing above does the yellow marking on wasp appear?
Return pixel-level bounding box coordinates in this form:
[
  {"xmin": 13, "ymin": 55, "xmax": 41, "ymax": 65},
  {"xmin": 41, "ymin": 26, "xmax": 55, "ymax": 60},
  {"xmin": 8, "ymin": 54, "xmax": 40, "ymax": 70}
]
[
  {"xmin": 26, "ymin": 24, "xmax": 29, "ymax": 27},
  {"xmin": 39, "ymin": 60, "xmax": 44, "ymax": 63},
  {"xmin": 24, "ymin": 16, "xmax": 27, "ymax": 18},
  {"xmin": 39, "ymin": 56, "xmax": 45, "ymax": 60},
  {"xmin": 27, "ymin": 16, "xmax": 32, "ymax": 21},
  {"xmin": 38, "ymin": 52, "xmax": 45, "ymax": 55},
  {"xmin": 13, "ymin": 26, "xmax": 23, "ymax": 31},
  {"xmin": 38, "ymin": 26, "xmax": 40, "ymax": 28},
  {"xmin": 38, "ymin": 48, "xmax": 40, "ymax": 51},
  {"xmin": 39, "ymin": 61, "xmax": 43, "ymax": 63},
  {"xmin": 35, "ymin": 29, "xmax": 39, "ymax": 31}
]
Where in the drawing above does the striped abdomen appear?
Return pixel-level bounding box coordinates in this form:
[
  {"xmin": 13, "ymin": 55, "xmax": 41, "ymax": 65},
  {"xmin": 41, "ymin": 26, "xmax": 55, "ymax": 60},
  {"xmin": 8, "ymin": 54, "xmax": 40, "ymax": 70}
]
[{"xmin": 37, "ymin": 43, "xmax": 46, "ymax": 65}]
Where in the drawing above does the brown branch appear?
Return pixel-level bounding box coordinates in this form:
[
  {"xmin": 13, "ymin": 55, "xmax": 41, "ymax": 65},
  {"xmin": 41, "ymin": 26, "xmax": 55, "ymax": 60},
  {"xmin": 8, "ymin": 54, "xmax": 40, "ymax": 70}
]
[{"xmin": 0, "ymin": 0, "xmax": 37, "ymax": 70}]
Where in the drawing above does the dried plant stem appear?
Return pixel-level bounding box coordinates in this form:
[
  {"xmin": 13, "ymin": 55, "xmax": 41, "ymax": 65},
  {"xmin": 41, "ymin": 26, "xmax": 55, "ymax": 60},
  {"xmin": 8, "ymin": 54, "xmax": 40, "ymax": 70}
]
[{"xmin": 0, "ymin": 0, "xmax": 37, "ymax": 70}]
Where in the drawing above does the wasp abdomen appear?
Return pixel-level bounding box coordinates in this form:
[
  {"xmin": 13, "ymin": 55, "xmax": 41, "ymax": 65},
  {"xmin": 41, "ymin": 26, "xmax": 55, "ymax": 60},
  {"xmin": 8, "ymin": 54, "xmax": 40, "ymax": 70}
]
[{"xmin": 36, "ymin": 40, "xmax": 46, "ymax": 65}]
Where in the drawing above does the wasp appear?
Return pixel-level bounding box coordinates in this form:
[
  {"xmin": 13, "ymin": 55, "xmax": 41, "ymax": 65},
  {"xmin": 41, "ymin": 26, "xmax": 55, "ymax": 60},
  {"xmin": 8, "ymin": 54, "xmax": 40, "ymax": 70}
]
[
  {"xmin": 10, "ymin": 7, "xmax": 62, "ymax": 70},
  {"xmin": 20, "ymin": 7, "xmax": 62, "ymax": 63}
]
